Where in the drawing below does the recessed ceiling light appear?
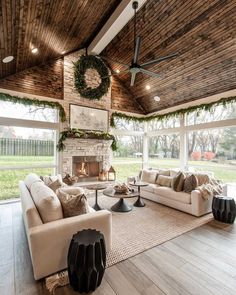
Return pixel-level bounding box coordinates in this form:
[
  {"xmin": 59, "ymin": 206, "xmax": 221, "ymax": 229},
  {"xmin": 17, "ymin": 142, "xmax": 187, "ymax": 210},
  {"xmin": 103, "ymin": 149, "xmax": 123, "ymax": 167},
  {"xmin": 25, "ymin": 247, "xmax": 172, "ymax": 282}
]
[
  {"xmin": 154, "ymin": 96, "xmax": 160, "ymax": 102},
  {"xmin": 2, "ymin": 56, "xmax": 14, "ymax": 63},
  {"xmin": 115, "ymin": 69, "xmax": 120, "ymax": 74},
  {"xmin": 146, "ymin": 84, "xmax": 151, "ymax": 90},
  {"xmin": 31, "ymin": 48, "xmax": 38, "ymax": 54}
]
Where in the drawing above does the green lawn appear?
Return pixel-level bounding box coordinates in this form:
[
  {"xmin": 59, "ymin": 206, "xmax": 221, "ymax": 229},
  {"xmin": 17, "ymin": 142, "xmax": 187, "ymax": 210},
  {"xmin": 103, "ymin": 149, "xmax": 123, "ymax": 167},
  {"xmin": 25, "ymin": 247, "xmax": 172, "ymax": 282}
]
[
  {"xmin": 0, "ymin": 156, "xmax": 54, "ymax": 200},
  {"xmin": 1, "ymin": 156, "xmax": 236, "ymax": 201}
]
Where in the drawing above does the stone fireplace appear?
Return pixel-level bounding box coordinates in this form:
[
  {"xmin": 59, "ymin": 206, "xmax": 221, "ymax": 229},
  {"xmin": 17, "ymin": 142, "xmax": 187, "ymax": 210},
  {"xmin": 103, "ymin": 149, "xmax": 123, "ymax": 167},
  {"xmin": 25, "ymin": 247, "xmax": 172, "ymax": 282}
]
[{"xmin": 62, "ymin": 138, "xmax": 112, "ymax": 182}]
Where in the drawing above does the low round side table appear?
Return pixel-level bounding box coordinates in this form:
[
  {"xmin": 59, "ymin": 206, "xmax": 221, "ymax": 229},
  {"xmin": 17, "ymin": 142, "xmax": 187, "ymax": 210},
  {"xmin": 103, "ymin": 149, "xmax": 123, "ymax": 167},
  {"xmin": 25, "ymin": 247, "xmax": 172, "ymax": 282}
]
[
  {"xmin": 86, "ymin": 184, "xmax": 107, "ymax": 211},
  {"xmin": 129, "ymin": 181, "xmax": 148, "ymax": 207},
  {"xmin": 212, "ymin": 195, "xmax": 236, "ymax": 224},
  {"xmin": 68, "ymin": 229, "xmax": 106, "ymax": 293},
  {"xmin": 103, "ymin": 188, "xmax": 138, "ymax": 212}
]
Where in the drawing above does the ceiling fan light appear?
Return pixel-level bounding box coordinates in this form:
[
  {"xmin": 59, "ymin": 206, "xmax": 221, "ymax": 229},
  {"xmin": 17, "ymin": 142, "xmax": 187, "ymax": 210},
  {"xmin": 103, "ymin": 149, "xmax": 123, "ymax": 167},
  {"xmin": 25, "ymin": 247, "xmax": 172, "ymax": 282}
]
[
  {"xmin": 31, "ymin": 48, "xmax": 38, "ymax": 54},
  {"xmin": 2, "ymin": 56, "xmax": 14, "ymax": 63},
  {"xmin": 146, "ymin": 85, "xmax": 151, "ymax": 90},
  {"xmin": 154, "ymin": 96, "xmax": 160, "ymax": 102}
]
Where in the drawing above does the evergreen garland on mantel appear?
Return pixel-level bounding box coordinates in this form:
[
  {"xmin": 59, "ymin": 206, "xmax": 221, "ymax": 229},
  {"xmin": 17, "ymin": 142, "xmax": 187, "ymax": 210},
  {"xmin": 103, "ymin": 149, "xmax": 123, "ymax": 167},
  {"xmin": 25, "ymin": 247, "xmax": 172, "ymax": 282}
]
[
  {"xmin": 110, "ymin": 96, "xmax": 236, "ymax": 127},
  {"xmin": 0, "ymin": 92, "xmax": 66, "ymax": 122},
  {"xmin": 57, "ymin": 128, "xmax": 117, "ymax": 152}
]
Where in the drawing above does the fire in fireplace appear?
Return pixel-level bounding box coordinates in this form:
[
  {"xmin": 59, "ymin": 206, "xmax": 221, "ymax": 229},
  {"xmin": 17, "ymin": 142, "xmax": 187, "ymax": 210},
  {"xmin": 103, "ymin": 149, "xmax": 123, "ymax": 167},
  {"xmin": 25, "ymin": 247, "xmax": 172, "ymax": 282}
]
[{"xmin": 72, "ymin": 156, "xmax": 102, "ymax": 181}]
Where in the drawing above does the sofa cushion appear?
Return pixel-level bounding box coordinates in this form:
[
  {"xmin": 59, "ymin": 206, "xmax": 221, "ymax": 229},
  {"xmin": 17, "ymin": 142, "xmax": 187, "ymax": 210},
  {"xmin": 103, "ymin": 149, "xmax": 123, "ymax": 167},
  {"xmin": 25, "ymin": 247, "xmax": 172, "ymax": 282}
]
[
  {"xmin": 141, "ymin": 184, "xmax": 158, "ymax": 194},
  {"xmin": 154, "ymin": 186, "xmax": 191, "ymax": 204},
  {"xmin": 25, "ymin": 173, "xmax": 42, "ymax": 190},
  {"xmin": 183, "ymin": 174, "xmax": 198, "ymax": 193},
  {"xmin": 141, "ymin": 169, "xmax": 158, "ymax": 183},
  {"xmin": 30, "ymin": 182, "xmax": 63, "ymax": 223},
  {"xmin": 172, "ymin": 172, "xmax": 186, "ymax": 192},
  {"xmin": 156, "ymin": 175, "xmax": 172, "ymax": 187},
  {"xmin": 57, "ymin": 187, "xmax": 90, "ymax": 218}
]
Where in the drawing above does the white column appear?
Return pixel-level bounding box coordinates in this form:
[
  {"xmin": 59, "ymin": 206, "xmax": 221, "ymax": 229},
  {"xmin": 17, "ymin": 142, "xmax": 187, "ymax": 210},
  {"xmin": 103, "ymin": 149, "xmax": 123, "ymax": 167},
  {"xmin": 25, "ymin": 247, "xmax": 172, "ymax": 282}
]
[
  {"xmin": 179, "ymin": 114, "xmax": 187, "ymax": 170},
  {"xmin": 142, "ymin": 122, "xmax": 149, "ymax": 169}
]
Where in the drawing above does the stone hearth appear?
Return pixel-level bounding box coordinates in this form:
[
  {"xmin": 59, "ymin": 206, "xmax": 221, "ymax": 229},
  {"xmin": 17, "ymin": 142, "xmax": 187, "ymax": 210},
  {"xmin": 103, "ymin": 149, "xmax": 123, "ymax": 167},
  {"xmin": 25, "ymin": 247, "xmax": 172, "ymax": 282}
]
[{"xmin": 62, "ymin": 138, "xmax": 113, "ymax": 181}]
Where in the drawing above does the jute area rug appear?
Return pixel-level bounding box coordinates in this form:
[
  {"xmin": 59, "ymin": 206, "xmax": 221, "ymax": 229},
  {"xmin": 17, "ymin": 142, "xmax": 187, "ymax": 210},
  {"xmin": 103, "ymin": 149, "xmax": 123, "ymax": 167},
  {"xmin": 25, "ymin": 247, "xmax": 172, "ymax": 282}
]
[
  {"xmin": 46, "ymin": 195, "xmax": 212, "ymax": 293},
  {"xmin": 89, "ymin": 195, "xmax": 213, "ymax": 267}
]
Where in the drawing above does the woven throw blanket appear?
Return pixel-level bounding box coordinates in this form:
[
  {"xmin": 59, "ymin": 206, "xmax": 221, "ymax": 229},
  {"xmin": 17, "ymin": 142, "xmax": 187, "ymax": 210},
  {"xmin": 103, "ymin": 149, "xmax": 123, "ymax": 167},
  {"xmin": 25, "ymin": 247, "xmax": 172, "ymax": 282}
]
[{"xmin": 196, "ymin": 178, "xmax": 222, "ymax": 200}]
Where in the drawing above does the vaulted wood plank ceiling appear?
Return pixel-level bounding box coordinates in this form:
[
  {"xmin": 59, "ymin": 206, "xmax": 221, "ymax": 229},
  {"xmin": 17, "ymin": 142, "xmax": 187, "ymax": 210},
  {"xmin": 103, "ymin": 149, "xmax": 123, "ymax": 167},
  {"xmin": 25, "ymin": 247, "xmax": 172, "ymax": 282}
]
[
  {"xmin": 102, "ymin": 0, "xmax": 236, "ymax": 114},
  {"xmin": 0, "ymin": 0, "xmax": 120, "ymax": 79}
]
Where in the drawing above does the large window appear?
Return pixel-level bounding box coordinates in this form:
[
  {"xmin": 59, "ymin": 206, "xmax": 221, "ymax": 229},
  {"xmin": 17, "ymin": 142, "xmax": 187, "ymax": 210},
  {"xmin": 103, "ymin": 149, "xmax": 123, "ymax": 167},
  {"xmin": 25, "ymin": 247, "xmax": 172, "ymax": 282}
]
[
  {"xmin": 148, "ymin": 134, "xmax": 180, "ymax": 169},
  {"xmin": 113, "ymin": 135, "xmax": 143, "ymax": 181},
  {"xmin": 187, "ymin": 128, "xmax": 236, "ymax": 182},
  {"xmin": 112, "ymin": 101, "xmax": 236, "ymax": 185},
  {"xmin": 0, "ymin": 101, "xmax": 59, "ymax": 200}
]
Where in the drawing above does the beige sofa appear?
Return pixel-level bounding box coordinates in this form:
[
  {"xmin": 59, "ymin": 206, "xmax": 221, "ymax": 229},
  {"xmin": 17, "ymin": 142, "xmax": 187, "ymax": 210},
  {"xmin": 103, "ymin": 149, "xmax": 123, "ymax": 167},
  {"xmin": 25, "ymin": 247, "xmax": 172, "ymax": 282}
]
[
  {"xmin": 19, "ymin": 177, "xmax": 112, "ymax": 280},
  {"xmin": 134, "ymin": 169, "xmax": 213, "ymax": 217}
]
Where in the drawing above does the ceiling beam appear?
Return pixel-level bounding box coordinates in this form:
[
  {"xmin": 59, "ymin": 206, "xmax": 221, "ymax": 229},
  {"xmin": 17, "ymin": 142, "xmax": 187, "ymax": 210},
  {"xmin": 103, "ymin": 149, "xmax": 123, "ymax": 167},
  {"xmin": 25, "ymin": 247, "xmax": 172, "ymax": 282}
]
[{"xmin": 87, "ymin": 0, "xmax": 147, "ymax": 55}]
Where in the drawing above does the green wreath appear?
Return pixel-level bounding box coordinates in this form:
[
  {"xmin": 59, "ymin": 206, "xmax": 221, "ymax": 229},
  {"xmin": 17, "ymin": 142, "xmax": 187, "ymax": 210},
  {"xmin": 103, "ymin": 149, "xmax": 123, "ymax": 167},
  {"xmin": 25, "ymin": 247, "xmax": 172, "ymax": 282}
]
[{"xmin": 74, "ymin": 55, "xmax": 110, "ymax": 100}]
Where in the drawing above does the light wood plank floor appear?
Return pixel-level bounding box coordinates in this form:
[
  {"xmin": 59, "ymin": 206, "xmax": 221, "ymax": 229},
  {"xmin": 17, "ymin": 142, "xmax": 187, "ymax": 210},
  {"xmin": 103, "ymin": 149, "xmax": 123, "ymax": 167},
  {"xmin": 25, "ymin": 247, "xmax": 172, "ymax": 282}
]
[{"xmin": 0, "ymin": 202, "xmax": 236, "ymax": 295}]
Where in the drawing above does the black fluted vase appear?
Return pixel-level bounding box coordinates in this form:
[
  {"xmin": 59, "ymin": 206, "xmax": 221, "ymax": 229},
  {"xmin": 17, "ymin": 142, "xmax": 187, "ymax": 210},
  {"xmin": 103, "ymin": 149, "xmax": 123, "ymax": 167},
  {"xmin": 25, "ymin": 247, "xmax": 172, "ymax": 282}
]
[
  {"xmin": 67, "ymin": 229, "xmax": 106, "ymax": 293},
  {"xmin": 212, "ymin": 196, "xmax": 236, "ymax": 224}
]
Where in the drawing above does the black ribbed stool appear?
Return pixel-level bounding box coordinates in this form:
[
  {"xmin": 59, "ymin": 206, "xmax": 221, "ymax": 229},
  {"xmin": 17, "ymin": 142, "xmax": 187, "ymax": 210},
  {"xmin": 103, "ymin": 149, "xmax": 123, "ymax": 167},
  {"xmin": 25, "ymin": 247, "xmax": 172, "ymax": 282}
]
[
  {"xmin": 67, "ymin": 229, "xmax": 106, "ymax": 293},
  {"xmin": 212, "ymin": 195, "xmax": 236, "ymax": 224}
]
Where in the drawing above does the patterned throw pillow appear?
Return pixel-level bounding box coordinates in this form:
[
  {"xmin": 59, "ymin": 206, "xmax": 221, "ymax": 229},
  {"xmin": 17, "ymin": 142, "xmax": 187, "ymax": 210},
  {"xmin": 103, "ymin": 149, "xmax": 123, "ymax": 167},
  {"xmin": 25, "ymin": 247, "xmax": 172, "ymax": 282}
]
[
  {"xmin": 48, "ymin": 179, "xmax": 64, "ymax": 192},
  {"xmin": 156, "ymin": 175, "xmax": 172, "ymax": 187},
  {"xmin": 172, "ymin": 172, "xmax": 186, "ymax": 192},
  {"xmin": 183, "ymin": 174, "xmax": 198, "ymax": 193},
  {"xmin": 57, "ymin": 187, "xmax": 90, "ymax": 218}
]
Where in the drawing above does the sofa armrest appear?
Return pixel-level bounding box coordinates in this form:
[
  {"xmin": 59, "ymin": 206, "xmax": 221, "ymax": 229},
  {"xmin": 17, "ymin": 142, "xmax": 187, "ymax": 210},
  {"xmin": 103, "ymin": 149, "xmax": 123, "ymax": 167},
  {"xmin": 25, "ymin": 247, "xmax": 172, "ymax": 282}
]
[
  {"xmin": 190, "ymin": 190, "xmax": 212, "ymax": 216},
  {"xmin": 28, "ymin": 210, "xmax": 112, "ymax": 279}
]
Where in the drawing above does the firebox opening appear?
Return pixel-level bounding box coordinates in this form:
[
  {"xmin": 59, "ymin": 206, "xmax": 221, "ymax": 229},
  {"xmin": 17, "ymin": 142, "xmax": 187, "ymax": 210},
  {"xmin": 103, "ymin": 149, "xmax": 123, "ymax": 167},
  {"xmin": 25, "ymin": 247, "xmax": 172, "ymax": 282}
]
[{"xmin": 72, "ymin": 156, "xmax": 102, "ymax": 181}]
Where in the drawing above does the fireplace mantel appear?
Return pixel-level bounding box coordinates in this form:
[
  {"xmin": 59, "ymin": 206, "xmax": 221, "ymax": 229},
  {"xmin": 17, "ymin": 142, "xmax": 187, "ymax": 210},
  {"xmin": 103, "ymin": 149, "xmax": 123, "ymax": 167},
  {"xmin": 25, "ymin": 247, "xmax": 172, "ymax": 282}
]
[{"xmin": 61, "ymin": 138, "xmax": 113, "ymax": 177}]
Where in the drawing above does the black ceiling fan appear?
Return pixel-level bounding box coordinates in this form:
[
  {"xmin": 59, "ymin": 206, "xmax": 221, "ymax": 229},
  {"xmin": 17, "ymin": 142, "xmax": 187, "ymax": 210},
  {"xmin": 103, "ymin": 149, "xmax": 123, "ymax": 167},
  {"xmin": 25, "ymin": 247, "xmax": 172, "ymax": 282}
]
[{"xmin": 100, "ymin": 1, "xmax": 178, "ymax": 86}]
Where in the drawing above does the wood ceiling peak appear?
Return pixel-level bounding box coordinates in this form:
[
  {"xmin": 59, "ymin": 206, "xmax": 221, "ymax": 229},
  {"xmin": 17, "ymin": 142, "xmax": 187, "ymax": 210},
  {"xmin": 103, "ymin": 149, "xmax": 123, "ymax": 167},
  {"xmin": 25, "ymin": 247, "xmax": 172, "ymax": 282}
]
[
  {"xmin": 0, "ymin": 0, "xmax": 121, "ymax": 79},
  {"xmin": 102, "ymin": 0, "xmax": 236, "ymax": 113}
]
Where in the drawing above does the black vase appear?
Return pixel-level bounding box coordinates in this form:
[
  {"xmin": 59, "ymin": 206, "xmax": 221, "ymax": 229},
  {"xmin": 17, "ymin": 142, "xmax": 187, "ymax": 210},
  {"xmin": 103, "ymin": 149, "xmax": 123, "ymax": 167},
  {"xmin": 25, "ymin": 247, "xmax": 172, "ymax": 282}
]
[
  {"xmin": 67, "ymin": 229, "xmax": 106, "ymax": 293},
  {"xmin": 212, "ymin": 196, "xmax": 236, "ymax": 224}
]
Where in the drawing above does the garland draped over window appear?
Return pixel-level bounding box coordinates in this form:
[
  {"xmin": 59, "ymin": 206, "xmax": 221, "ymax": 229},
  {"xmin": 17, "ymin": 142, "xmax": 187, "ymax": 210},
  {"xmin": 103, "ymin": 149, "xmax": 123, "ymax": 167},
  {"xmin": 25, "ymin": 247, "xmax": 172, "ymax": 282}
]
[
  {"xmin": 0, "ymin": 92, "xmax": 66, "ymax": 122},
  {"xmin": 110, "ymin": 96, "xmax": 236, "ymax": 127},
  {"xmin": 57, "ymin": 128, "xmax": 117, "ymax": 151}
]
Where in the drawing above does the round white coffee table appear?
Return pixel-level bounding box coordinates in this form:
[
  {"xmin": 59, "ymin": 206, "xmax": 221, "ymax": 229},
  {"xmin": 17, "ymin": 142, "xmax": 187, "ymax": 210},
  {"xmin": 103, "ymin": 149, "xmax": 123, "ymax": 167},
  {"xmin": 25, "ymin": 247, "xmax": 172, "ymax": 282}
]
[{"xmin": 103, "ymin": 188, "xmax": 138, "ymax": 212}]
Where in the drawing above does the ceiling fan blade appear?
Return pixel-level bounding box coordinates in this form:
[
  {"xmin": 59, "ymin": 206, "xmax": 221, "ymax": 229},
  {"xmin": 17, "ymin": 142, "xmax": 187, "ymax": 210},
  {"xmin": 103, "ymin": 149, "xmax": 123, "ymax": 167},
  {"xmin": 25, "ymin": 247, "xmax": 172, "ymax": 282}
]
[
  {"xmin": 101, "ymin": 69, "xmax": 129, "ymax": 79},
  {"xmin": 99, "ymin": 55, "xmax": 130, "ymax": 68},
  {"xmin": 130, "ymin": 72, "xmax": 136, "ymax": 86},
  {"xmin": 140, "ymin": 53, "xmax": 178, "ymax": 67},
  {"xmin": 140, "ymin": 68, "xmax": 162, "ymax": 78},
  {"xmin": 133, "ymin": 36, "xmax": 141, "ymax": 64}
]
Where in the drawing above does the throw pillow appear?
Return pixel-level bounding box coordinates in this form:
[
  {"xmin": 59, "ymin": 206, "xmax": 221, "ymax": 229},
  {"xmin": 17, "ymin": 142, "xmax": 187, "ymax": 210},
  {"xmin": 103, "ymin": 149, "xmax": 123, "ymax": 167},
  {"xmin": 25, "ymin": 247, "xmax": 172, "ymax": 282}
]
[
  {"xmin": 183, "ymin": 174, "xmax": 198, "ymax": 193},
  {"xmin": 172, "ymin": 172, "xmax": 186, "ymax": 192},
  {"xmin": 41, "ymin": 174, "xmax": 64, "ymax": 186},
  {"xmin": 48, "ymin": 179, "xmax": 64, "ymax": 192},
  {"xmin": 169, "ymin": 169, "xmax": 180, "ymax": 177},
  {"xmin": 57, "ymin": 187, "xmax": 90, "ymax": 218},
  {"xmin": 141, "ymin": 169, "xmax": 158, "ymax": 183},
  {"xmin": 30, "ymin": 182, "xmax": 63, "ymax": 223},
  {"xmin": 193, "ymin": 173, "xmax": 210, "ymax": 186},
  {"xmin": 158, "ymin": 169, "xmax": 170, "ymax": 176},
  {"xmin": 156, "ymin": 175, "xmax": 172, "ymax": 187}
]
